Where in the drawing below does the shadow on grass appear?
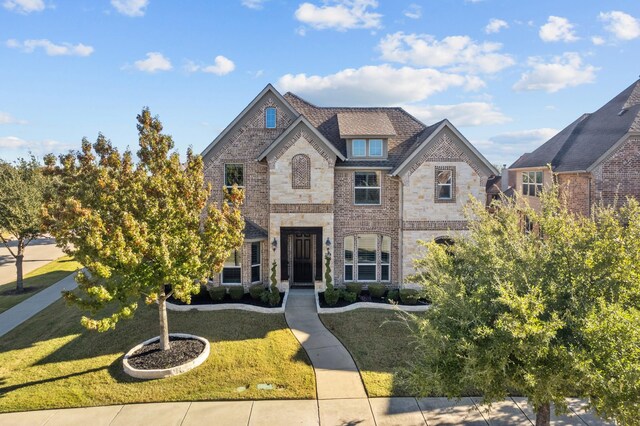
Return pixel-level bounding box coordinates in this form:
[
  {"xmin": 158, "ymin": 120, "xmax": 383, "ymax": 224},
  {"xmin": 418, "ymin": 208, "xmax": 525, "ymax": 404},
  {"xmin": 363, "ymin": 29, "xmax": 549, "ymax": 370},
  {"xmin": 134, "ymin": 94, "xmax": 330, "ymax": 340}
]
[{"xmin": 0, "ymin": 366, "xmax": 108, "ymax": 395}]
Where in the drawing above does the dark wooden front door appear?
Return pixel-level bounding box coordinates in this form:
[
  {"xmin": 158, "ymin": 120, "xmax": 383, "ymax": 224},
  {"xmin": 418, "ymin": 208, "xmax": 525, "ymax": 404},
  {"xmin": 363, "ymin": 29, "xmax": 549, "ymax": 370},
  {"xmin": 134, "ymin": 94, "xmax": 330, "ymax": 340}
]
[{"xmin": 293, "ymin": 233, "xmax": 313, "ymax": 284}]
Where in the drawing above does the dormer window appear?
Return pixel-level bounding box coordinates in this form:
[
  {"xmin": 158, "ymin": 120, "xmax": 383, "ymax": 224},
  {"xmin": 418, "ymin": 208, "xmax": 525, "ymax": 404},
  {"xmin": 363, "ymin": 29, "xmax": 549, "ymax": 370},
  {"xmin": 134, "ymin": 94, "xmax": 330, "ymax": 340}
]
[
  {"xmin": 265, "ymin": 107, "xmax": 276, "ymax": 129},
  {"xmin": 350, "ymin": 139, "xmax": 386, "ymax": 158}
]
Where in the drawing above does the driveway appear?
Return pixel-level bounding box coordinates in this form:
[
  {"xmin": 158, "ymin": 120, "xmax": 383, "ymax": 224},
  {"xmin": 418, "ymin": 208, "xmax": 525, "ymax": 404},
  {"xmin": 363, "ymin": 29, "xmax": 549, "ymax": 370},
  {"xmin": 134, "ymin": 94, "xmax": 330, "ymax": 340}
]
[{"xmin": 0, "ymin": 237, "xmax": 66, "ymax": 286}]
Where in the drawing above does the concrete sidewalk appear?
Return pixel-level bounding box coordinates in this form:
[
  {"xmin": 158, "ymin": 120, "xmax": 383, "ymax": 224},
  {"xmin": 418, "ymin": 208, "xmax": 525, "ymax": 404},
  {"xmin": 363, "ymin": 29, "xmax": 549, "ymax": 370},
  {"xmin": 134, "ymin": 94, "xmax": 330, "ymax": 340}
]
[
  {"xmin": 0, "ymin": 272, "xmax": 77, "ymax": 338},
  {"xmin": 0, "ymin": 397, "xmax": 610, "ymax": 425},
  {"xmin": 0, "ymin": 237, "xmax": 65, "ymax": 286},
  {"xmin": 284, "ymin": 288, "xmax": 367, "ymax": 400}
]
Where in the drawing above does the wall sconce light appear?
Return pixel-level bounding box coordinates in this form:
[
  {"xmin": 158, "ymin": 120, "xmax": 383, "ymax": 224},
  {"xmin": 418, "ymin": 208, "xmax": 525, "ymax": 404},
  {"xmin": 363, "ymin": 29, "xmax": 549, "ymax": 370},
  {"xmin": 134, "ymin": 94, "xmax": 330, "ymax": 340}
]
[
  {"xmin": 325, "ymin": 237, "xmax": 331, "ymax": 253},
  {"xmin": 271, "ymin": 237, "xmax": 278, "ymax": 252}
]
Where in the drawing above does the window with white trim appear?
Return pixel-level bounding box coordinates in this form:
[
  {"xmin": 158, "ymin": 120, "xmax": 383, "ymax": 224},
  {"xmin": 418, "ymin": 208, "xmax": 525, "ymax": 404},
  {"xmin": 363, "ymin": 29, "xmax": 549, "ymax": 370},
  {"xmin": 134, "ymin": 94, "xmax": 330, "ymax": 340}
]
[
  {"xmin": 224, "ymin": 164, "xmax": 244, "ymax": 189},
  {"xmin": 522, "ymin": 171, "xmax": 543, "ymax": 197},
  {"xmin": 344, "ymin": 236, "xmax": 354, "ymax": 281},
  {"xmin": 354, "ymin": 171, "xmax": 380, "ymax": 205},
  {"xmin": 352, "ymin": 139, "xmax": 366, "ymax": 157},
  {"xmin": 357, "ymin": 234, "xmax": 377, "ymax": 281},
  {"xmin": 251, "ymin": 242, "xmax": 261, "ymax": 283},
  {"xmin": 351, "ymin": 139, "xmax": 385, "ymax": 158},
  {"xmin": 265, "ymin": 107, "xmax": 276, "ymax": 129},
  {"xmin": 436, "ymin": 169, "xmax": 453, "ymax": 200},
  {"xmin": 222, "ymin": 249, "xmax": 242, "ymax": 284},
  {"xmin": 381, "ymin": 236, "xmax": 390, "ymax": 282}
]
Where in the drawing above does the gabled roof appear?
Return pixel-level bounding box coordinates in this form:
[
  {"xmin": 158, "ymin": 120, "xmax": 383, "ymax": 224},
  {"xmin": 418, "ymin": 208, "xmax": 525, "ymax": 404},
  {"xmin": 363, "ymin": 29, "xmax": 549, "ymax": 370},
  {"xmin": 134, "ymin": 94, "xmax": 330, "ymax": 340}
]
[
  {"xmin": 337, "ymin": 112, "xmax": 396, "ymax": 138},
  {"xmin": 257, "ymin": 115, "xmax": 345, "ymax": 161},
  {"xmin": 244, "ymin": 219, "xmax": 267, "ymax": 242},
  {"xmin": 510, "ymin": 79, "xmax": 640, "ymax": 172},
  {"xmin": 201, "ymin": 84, "xmax": 299, "ymax": 159}
]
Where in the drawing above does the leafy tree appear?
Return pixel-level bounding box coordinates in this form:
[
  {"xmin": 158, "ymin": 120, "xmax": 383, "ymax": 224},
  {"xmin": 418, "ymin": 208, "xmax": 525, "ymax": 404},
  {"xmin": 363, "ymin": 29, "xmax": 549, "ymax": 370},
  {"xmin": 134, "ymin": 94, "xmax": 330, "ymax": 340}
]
[
  {"xmin": 43, "ymin": 108, "xmax": 244, "ymax": 350},
  {"xmin": 0, "ymin": 157, "xmax": 50, "ymax": 293},
  {"xmin": 404, "ymin": 185, "xmax": 640, "ymax": 426}
]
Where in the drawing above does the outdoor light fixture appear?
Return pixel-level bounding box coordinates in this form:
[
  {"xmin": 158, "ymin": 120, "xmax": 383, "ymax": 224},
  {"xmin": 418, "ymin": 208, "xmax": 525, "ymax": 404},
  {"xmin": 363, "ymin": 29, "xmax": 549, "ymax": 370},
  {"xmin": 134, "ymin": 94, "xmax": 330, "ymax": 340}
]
[
  {"xmin": 271, "ymin": 237, "xmax": 278, "ymax": 252},
  {"xmin": 325, "ymin": 237, "xmax": 331, "ymax": 252}
]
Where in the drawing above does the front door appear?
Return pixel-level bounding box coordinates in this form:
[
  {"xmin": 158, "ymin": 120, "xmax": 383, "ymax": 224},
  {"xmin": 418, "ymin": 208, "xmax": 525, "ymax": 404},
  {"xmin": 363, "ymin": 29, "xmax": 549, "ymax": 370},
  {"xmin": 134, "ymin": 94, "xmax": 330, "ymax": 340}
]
[{"xmin": 293, "ymin": 233, "xmax": 313, "ymax": 284}]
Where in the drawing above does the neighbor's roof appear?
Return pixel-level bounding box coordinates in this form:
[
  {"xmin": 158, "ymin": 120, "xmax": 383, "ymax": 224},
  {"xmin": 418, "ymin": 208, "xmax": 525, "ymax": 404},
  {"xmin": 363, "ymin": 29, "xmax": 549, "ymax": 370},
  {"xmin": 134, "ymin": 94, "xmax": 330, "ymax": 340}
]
[
  {"xmin": 337, "ymin": 112, "xmax": 397, "ymax": 138},
  {"xmin": 510, "ymin": 79, "xmax": 640, "ymax": 172}
]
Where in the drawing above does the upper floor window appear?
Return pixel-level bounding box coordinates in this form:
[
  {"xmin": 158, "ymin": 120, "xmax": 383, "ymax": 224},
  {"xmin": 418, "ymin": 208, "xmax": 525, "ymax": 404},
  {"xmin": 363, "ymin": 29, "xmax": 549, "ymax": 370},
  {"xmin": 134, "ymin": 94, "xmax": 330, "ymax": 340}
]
[
  {"xmin": 224, "ymin": 164, "xmax": 244, "ymax": 188},
  {"xmin": 351, "ymin": 139, "xmax": 385, "ymax": 158},
  {"xmin": 265, "ymin": 107, "xmax": 276, "ymax": 129},
  {"xmin": 435, "ymin": 166, "xmax": 455, "ymax": 202},
  {"xmin": 354, "ymin": 171, "xmax": 380, "ymax": 205},
  {"xmin": 522, "ymin": 171, "xmax": 543, "ymax": 197}
]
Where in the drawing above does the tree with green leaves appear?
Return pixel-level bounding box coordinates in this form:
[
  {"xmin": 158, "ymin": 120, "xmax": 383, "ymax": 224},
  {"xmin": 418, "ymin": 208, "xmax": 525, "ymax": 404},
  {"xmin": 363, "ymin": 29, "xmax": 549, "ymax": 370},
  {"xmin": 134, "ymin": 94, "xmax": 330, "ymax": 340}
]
[
  {"xmin": 44, "ymin": 108, "xmax": 244, "ymax": 350},
  {"xmin": 0, "ymin": 157, "xmax": 51, "ymax": 293},
  {"xmin": 405, "ymin": 185, "xmax": 640, "ymax": 426}
]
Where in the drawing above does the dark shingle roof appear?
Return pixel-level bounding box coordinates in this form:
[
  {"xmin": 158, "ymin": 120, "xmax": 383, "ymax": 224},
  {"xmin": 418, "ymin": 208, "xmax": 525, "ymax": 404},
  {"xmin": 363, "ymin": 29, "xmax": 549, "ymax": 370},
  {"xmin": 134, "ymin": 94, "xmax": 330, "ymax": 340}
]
[
  {"xmin": 244, "ymin": 219, "xmax": 267, "ymax": 241},
  {"xmin": 510, "ymin": 79, "xmax": 640, "ymax": 172},
  {"xmin": 283, "ymin": 92, "xmax": 427, "ymax": 169}
]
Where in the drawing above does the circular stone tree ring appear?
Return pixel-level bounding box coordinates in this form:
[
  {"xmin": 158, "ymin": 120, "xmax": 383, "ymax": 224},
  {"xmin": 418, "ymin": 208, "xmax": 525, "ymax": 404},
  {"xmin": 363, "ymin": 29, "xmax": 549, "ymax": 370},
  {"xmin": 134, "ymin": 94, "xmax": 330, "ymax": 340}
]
[{"xmin": 123, "ymin": 333, "xmax": 210, "ymax": 379}]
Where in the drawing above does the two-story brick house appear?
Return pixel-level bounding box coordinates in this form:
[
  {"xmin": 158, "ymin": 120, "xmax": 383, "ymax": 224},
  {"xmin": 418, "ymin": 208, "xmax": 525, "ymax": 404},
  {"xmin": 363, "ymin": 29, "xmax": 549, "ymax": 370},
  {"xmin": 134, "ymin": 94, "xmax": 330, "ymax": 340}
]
[
  {"xmin": 201, "ymin": 84, "xmax": 498, "ymax": 290},
  {"xmin": 508, "ymin": 78, "xmax": 640, "ymax": 215}
]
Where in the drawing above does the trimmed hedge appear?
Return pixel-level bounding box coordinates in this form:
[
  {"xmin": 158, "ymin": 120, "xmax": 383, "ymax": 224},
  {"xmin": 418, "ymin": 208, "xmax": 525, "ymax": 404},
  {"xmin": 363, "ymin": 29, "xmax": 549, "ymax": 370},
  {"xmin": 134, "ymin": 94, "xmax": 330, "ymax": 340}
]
[
  {"xmin": 341, "ymin": 289, "xmax": 357, "ymax": 303},
  {"xmin": 208, "ymin": 286, "xmax": 226, "ymax": 301},
  {"xmin": 368, "ymin": 283, "xmax": 386, "ymax": 298},
  {"xmin": 249, "ymin": 283, "xmax": 266, "ymax": 300},
  {"xmin": 399, "ymin": 288, "xmax": 420, "ymax": 305},
  {"xmin": 345, "ymin": 282, "xmax": 362, "ymax": 296},
  {"xmin": 228, "ymin": 286, "xmax": 245, "ymax": 300},
  {"xmin": 324, "ymin": 288, "xmax": 341, "ymax": 306},
  {"xmin": 387, "ymin": 289, "xmax": 399, "ymax": 302}
]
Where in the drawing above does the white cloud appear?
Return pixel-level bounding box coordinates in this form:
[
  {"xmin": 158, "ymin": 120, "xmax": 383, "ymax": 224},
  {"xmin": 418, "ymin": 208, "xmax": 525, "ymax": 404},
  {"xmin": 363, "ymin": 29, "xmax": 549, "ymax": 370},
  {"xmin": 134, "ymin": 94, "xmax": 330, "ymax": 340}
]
[
  {"xmin": 403, "ymin": 4, "xmax": 421, "ymax": 20},
  {"xmin": 0, "ymin": 112, "xmax": 27, "ymax": 125},
  {"xmin": 133, "ymin": 52, "xmax": 172, "ymax": 73},
  {"xmin": 472, "ymin": 128, "xmax": 559, "ymax": 166},
  {"xmin": 278, "ymin": 64, "xmax": 483, "ymax": 106},
  {"xmin": 241, "ymin": 0, "xmax": 267, "ymax": 9},
  {"xmin": 378, "ymin": 32, "xmax": 515, "ymax": 74},
  {"xmin": 294, "ymin": 0, "xmax": 382, "ymax": 31},
  {"xmin": 0, "ymin": 136, "xmax": 73, "ymax": 153},
  {"xmin": 186, "ymin": 55, "xmax": 235, "ymax": 76},
  {"xmin": 485, "ymin": 18, "xmax": 508, "ymax": 34},
  {"xmin": 599, "ymin": 11, "xmax": 640, "ymax": 41},
  {"xmin": 403, "ymin": 103, "xmax": 511, "ymax": 127},
  {"xmin": 539, "ymin": 16, "xmax": 579, "ymax": 42},
  {"xmin": 2, "ymin": 0, "xmax": 44, "ymax": 14},
  {"xmin": 513, "ymin": 52, "xmax": 598, "ymax": 93},
  {"xmin": 111, "ymin": 0, "xmax": 148, "ymax": 17},
  {"xmin": 591, "ymin": 36, "xmax": 605, "ymax": 45},
  {"xmin": 6, "ymin": 39, "xmax": 94, "ymax": 56}
]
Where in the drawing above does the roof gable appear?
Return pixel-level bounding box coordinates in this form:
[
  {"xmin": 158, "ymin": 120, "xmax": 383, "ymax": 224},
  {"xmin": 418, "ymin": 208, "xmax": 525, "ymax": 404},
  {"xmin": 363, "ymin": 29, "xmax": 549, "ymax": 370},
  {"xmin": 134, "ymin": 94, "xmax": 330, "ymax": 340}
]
[
  {"xmin": 337, "ymin": 112, "xmax": 396, "ymax": 138},
  {"xmin": 201, "ymin": 84, "xmax": 299, "ymax": 159}
]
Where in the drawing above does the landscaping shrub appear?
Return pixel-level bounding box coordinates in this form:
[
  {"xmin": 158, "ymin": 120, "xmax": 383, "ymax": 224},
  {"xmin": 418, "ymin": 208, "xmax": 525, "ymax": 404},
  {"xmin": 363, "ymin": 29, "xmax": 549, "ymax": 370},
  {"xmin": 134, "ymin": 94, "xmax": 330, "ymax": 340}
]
[
  {"xmin": 399, "ymin": 288, "xmax": 420, "ymax": 305},
  {"xmin": 341, "ymin": 289, "xmax": 357, "ymax": 303},
  {"xmin": 249, "ymin": 283, "xmax": 266, "ymax": 300},
  {"xmin": 345, "ymin": 282, "xmax": 362, "ymax": 296},
  {"xmin": 387, "ymin": 289, "xmax": 399, "ymax": 302},
  {"xmin": 208, "ymin": 286, "xmax": 226, "ymax": 301},
  {"xmin": 324, "ymin": 288, "xmax": 341, "ymax": 306},
  {"xmin": 368, "ymin": 283, "xmax": 386, "ymax": 298},
  {"xmin": 260, "ymin": 288, "xmax": 281, "ymax": 307},
  {"xmin": 228, "ymin": 286, "xmax": 245, "ymax": 300}
]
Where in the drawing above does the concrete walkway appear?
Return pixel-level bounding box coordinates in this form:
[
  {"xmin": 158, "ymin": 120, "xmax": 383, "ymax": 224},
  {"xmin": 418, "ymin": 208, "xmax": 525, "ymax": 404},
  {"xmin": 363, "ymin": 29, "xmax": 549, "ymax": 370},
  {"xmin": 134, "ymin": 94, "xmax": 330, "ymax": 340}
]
[
  {"xmin": 0, "ymin": 272, "xmax": 77, "ymax": 338},
  {"xmin": 0, "ymin": 397, "xmax": 611, "ymax": 425},
  {"xmin": 284, "ymin": 288, "xmax": 367, "ymax": 400},
  {"xmin": 0, "ymin": 237, "xmax": 65, "ymax": 286}
]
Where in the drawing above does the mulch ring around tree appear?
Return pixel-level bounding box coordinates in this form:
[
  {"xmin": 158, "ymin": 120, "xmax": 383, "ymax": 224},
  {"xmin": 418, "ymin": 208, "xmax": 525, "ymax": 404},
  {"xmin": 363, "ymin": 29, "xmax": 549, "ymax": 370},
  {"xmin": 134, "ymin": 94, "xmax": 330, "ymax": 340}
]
[
  {"xmin": 1, "ymin": 286, "xmax": 39, "ymax": 296},
  {"xmin": 126, "ymin": 336, "xmax": 205, "ymax": 370}
]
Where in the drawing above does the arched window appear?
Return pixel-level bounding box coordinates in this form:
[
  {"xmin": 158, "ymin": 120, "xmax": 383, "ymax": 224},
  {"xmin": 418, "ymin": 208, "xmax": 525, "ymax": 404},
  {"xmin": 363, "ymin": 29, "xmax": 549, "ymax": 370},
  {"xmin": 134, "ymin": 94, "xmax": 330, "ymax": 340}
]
[{"xmin": 292, "ymin": 154, "xmax": 311, "ymax": 189}]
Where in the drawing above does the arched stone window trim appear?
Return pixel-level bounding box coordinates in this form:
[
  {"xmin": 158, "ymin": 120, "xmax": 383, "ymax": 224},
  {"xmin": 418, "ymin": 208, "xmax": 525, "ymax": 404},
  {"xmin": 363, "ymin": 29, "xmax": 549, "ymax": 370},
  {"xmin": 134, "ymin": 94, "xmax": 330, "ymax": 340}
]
[{"xmin": 292, "ymin": 154, "xmax": 311, "ymax": 189}]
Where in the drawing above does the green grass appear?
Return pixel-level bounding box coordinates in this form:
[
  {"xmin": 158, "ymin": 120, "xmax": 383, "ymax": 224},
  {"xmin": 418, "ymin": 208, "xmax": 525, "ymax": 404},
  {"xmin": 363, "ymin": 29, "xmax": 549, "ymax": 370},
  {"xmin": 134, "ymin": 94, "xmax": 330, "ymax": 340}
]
[
  {"xmin": 0, "ymin": 256, "xmax": 82, "ymax": 314},
  {"xmin": 320, "ymin": 309, "xmax": 425, "ymax": 397},
  {"xmin": 0, "ymin": 300, "xmax": 315, "ymax": 413}
]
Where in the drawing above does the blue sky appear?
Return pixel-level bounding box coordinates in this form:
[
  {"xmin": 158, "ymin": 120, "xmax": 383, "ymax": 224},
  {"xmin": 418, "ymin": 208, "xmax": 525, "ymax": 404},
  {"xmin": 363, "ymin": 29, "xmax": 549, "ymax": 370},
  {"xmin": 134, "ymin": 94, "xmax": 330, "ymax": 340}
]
[{"xmin": 1, "ymin": 0, "xmax": 639, "ymax": 167}]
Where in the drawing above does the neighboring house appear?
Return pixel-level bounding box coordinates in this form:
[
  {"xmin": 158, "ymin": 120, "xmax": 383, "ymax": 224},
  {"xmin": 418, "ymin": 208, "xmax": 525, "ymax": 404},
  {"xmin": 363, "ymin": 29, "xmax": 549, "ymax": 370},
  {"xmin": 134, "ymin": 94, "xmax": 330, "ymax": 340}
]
[
  {"xmin": 201, "ymin": 84, "xmax": 498, "ymax": 290},
  {"xmin": 509, "ymin": 79, "xmax": 640, "ymax": 215}
]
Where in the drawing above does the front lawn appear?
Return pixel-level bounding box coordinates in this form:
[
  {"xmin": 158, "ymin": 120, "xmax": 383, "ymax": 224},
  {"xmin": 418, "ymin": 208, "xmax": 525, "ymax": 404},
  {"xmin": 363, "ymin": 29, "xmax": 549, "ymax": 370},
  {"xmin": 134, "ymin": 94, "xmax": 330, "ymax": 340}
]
[
  {"xmin": 320, "ymin": 309, "xmax": 424, "ymax": 397},
  {"xmin": 0, "ymin": 256, "xmax": 82, "ymax": 313},
  {"xmin": 0, "ymin": 300, "xmax": 315, "ymax": 413}
]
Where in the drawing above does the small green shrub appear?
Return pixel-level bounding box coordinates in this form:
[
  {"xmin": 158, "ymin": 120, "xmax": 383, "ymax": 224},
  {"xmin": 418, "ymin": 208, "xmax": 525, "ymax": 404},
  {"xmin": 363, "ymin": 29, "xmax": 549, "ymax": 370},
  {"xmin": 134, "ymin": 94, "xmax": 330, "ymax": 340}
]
[
  {"xmin": 324, "ymin": 288, "xmax": 341, "ymax": 306},
  {"xmin": 345, "ymin": 282, "xmax": 362, "ymax": 296},
  {"xmin": 399, "ymin": 288, "xmax": 420, "ymax": 305},
  {"xmin": 368, "ymin": 283, "xmax": 385, "ymax": 298},
  {"xmin": 208, "ymin": 286, "xmax": 226, "ymax": 301},
  {"xmin": 341, "ymin": 290, "xmax": 357, "ymax": 303},
  {"xmin": 260, "ymin": 288, "xmax": 281, "ymax": 307},
  {"xmin": 228, "ymin": 286, "xmax": 245, "ymax": 300},
  {"xmin": 387, "ymin": 289, "xmax": 399, "ymax": 302},
  {"xmin": 249, "ymin": 283, "xmax": 266, "ymax": 300}
]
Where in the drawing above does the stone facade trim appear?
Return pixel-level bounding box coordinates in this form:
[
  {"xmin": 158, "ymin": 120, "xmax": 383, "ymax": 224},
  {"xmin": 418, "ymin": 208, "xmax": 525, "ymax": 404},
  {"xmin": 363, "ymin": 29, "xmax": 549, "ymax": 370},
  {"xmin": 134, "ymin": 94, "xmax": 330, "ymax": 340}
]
[
  {"xmin": 402, "ymin": 220, "xmax": 468, "ymax": 231},
  {"xmin": 271, "ymin": 129, "xmax": 335, "ymax": 166},
  {"xmin": 271, "ymin": 203, "xmax": 334, "ymax": 213}
]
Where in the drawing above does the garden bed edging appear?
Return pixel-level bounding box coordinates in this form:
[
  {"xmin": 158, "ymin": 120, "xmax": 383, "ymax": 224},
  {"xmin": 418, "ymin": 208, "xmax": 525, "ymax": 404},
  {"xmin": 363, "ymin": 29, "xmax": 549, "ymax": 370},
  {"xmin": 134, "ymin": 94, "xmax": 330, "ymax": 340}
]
[
  {"xmin": 165, "ymin": 290, "xmax": 289, "ymax": 314},
  {"xmin": 315, "ymin": 290, "xmax": 432, "ymax": 314}
]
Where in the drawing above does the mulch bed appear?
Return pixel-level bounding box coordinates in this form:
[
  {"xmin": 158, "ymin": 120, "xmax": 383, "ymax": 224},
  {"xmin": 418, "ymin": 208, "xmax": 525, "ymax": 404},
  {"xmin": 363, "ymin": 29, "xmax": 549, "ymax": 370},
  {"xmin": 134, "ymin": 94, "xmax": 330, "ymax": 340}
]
[
  {"xmin": 318, "ymin": 289, "xmax": 429, "ymax": 309},
  {"xmin": 1, "ymin": 286, "xmax": 39, "ymax": 296},
  {"xmin": 127, "ymin": 336, "xmax": 205, "ymax": 370},
  {"xmin": 166, "ymin": 285, "xmax": 285, "ymax": 308}
]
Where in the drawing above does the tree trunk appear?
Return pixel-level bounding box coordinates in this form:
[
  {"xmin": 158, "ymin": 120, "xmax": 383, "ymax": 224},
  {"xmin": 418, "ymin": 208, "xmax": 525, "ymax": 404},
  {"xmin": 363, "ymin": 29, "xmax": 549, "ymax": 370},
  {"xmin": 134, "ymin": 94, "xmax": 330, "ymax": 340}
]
[
  {"xmin": 535, "ymin": 402, "xmax": 551, "ymax": 426},
  {"xmin": 158, "ymin": 295, "xmax": 171, "ymax": 351},
  {"xmin": 15, "ymin": 241, "xmax": 24, "ymax": 293}
]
